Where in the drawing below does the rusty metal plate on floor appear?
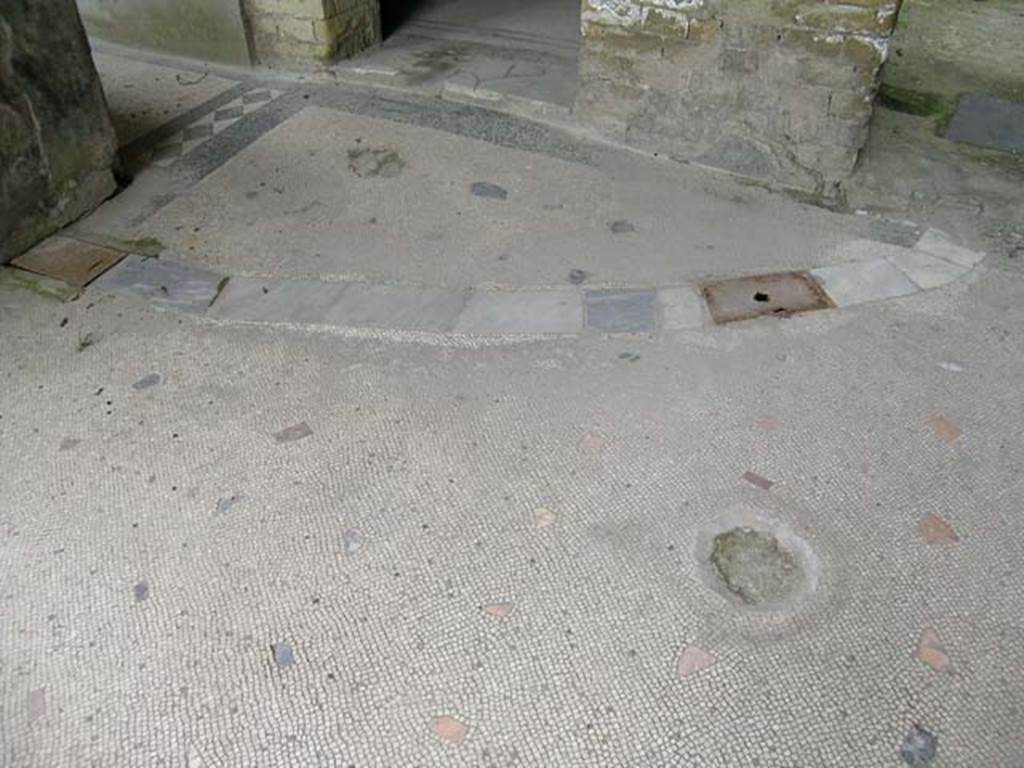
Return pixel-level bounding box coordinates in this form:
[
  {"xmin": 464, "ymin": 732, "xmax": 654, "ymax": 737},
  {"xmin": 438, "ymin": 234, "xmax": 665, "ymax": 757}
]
[
  {"xmin": 11, "ymin": 236, "xmax": 126, "ymax": 288},
  {"xmin": 701, "ymin": 271, "xmax": 832, "ymax": 325}
]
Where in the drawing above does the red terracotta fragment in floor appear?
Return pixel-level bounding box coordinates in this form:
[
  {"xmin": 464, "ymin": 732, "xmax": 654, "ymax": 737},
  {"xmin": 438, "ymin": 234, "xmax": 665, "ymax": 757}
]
[
  {"xmin": 930, "ymin": 415, "xmax": 961, "ymax": 444},
  {"xmin": 741, "ymin": 471, "xmax": 774, "ymax": 490},
  {"xmin": 919, "ymin": 513, "xmax": 958, "ymax": 545},
  {"xmin": 915, "ymin": 627, "xmax": 950, "ymax": 672},
  {"xmin": 677, "ymin": 645, "xmax": 717, "ymax": 678},
  {"xmin": 432, "ymin": 715, "xmax": 470, "ymax": 743},
  {"xmin": 482, "ymin": 602, "xmax": 514, "ymax": 618}
]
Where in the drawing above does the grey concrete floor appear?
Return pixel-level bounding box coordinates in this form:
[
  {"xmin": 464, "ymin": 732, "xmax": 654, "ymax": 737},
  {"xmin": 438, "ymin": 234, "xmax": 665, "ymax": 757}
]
[
  {"xmin": 3, "ymin": 40, "xmax": 1024, "ymax": 767},
  {"xmin": 337, "ymin": 0, "xmax": 581, "ymax": 114}
]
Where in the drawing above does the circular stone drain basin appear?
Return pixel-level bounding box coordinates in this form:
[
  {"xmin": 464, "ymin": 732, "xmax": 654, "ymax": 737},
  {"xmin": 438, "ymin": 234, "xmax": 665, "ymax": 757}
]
[{"xmin": 710, "ymin": 526, "xmax": 805, "ymax": 606}]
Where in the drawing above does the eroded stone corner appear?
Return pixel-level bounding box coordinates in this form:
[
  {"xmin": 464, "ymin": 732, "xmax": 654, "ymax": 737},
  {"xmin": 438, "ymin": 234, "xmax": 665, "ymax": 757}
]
[
  {"xmin": 242, "ymin": 0, "xmax": 381, "ymax": 67},
  {"xmin": 576, "ymin": 0, "xmax": 903, "ymax": 199}
]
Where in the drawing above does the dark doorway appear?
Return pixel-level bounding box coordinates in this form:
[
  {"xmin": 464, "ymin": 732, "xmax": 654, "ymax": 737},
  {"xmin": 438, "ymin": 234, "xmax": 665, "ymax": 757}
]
[{"xmin": 380, "ymin": 0, "xmax": 581, "ymax": 47}]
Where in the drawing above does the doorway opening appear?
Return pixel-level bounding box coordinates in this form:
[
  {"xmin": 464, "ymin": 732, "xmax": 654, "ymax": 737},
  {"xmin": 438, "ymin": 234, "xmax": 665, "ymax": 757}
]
[
  {"xmin": 380, "ymin": 0, "xmax": 581, "ymax": 48},
  {"xmin": 356, "ymin": 0, "xmax": 582, "ymax": 111}
]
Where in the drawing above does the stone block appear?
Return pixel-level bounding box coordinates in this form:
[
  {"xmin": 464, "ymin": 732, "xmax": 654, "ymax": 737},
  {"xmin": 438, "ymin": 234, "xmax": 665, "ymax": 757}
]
[
  {"xmin": 914, "ymin": 229, "xmax": 985, "ymax": 268},
  {"xmin": 94, "ymin": 255, "xmax": 225, "ymax": 314},
  {"xmin": 810, "ymin": 259, "xmax": 918, "ymax": 306},
  {"xmin": 887, "ymin": 250, "xmax": 969, "ymax": 291},
  {"xmin": 578, "ymin": 0, "xmax": 898, "ymax": 197},
  {"xmin": 321, "ymin": 283, "xmax": 467, "ymax": 331},
  {"xmin": 1, "ymin": 1, "xmax": 118, "ymax": 262},
  {"xmin": 585, "ymin": 289, "xmax": 658, "ymax": 333},
  {"xmin": 208, "ymin": 277, "xmax": 348, "ymax": 323},
  {"xmin": 946, "ymin": 94, "xmax": 1024, "ymax": 154},
  {"xmin": 659, "ymin": 286, "xmax": 706, "ymax": 329}
]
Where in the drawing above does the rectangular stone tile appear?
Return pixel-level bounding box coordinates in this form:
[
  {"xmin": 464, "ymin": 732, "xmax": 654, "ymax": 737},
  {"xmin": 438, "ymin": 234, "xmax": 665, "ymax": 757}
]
[
  {"xmin": 92, "ymin": 255, "xmax": 224, "ymax": 314},
  {"xmin": 209, "ymin": 277, "xmax": 347, "ymax": 324},
  {"xmin": 914, "ymin": 229, "xmax": 985, "ymax": 268},
  {"xmin": 11, "ymin": 236, "xmax": 126, "ymax": 288},
  {"xmin": 585, "ymin": 289, "xmax": 657, "ymax": 333},
  {"xmin": 887, "ymin": 250, "xmax": 969, "ymax": 290},
  {"xmin": 455, "ymin": 290, "xmax": 582, "ymax": 334},
  {"xmin": 322, "ymin": 283, "xmax": 468, "ymax": 332},
  {"xmin": 946, "ymin": 94, "xmax": 1024, "ymax": 153},
  {"xmin": 659, "ymin": 286, "xmax": 706, "ymax": 329},
  {"xmin": 810, "ymin": 259, "xmax": 918, "ymax": 307}
]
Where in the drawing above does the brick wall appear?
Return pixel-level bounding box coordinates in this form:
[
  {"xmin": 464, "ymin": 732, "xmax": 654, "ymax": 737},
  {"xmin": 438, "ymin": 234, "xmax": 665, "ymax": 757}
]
[
  {"xmin": 576, "ymin": 0, "xmax": 903, "ymax": 198},
  {"xmin": 243, "ymin": 0, "xmax": 381, "ymax": 66}
]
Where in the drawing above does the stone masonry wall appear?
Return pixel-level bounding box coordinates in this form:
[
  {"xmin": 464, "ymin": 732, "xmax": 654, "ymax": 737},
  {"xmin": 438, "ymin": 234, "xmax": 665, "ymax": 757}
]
[
  {"xmin": 244, "ymin": 0, "xmax": 381, "ymax": 66},
  {"xmin": 576, "ymin": 0, "xmax": 902, "ymax": 198},
  {"xmin": 1, "ymin": 0, "xmax": 118, "ymax": 263}
]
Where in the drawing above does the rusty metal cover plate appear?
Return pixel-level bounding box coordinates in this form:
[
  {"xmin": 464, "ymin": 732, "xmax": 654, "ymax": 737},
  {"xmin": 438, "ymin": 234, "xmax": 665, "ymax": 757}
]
[
  {"xmin": 12, "ymin": 236, "xmax": 126, "ymax": 288},
  {"xmin": 701, "ymin": 271, "xmax": 833, "ymax": 325}
]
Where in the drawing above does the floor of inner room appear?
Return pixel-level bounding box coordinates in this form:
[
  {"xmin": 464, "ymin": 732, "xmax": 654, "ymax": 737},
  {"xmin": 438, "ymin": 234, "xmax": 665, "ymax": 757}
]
[
  {"xmin": 382, "ymin": 0, "xmax": 581, "ymax": 47},
  {"xmin": 337, "ymin": 0, "xmax": 581, "ymax": 110}
]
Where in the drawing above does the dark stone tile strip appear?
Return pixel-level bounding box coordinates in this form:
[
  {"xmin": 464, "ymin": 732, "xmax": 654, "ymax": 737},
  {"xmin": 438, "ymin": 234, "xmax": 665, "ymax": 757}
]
[
  {"xmin": 120, "ymin": 82, "xmax": 250, "ymax": 167},
  {"xmin": 173, "ymin": 92, "xmax": 306, "ymax": 184},
  {"xmin": 308, "ymin": 86, "xmax": 595, "ymax": 166}
]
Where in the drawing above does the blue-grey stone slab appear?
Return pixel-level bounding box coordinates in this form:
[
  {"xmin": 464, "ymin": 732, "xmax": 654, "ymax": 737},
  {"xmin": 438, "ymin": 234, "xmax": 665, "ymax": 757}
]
[
  {"xmin": 274, "ymin": 422, "xmax": 313, "ymax": 443},
  {"xmin": 866, "ymin": 217, "xmax": 922, "ymax": 248},
  {"xmin": 209, "ymin": 277, "xmax": 347, "ymax": 324},
  {"xmin": 455, "ymin": 290, "xmax": 582, "ymax": 334},
  {"xmin": 272, "ymin": 642, "xmax": 294, "ymax": 668},
  {"xmin": 132, "ymin": 372, "xmax": 162, "ymax": 390},
  {"xmin": 470, "ymin": 181, "xmax": 508, "ymax": 200},
  {"xmin": 133, "ymin": 580, "xmax": 149, "ymax": 602},
  {"xmin": 321, "ymin": 283, "xmax": 467, "ymax": 332},
  {"xmin": 215, "ymin": 494, "xmax": 243, "ymax": 515},
  {"xmin": 900, "ymin": 724, "xmax": 937, "ymax": 766},
  {"xmin": 946, "ymin": 94, "xmax": 1024, "ymax": 153},
  {"xmin": 585, "ymin": 289, "xmax": 657, "ymax": 333},
  {"xmin": 342, "ymin": 528, "xmax": 363, "ymax": 555},
  {"xmin": 93, "ymin": 255, "xmax": 225, "ymax": 314}
]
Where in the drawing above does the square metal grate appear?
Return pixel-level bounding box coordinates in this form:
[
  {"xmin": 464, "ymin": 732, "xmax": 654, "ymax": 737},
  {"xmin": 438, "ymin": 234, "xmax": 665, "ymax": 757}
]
[{"xmin": 701, "ymin": 271, "xmax": 833, "ymax": 325}]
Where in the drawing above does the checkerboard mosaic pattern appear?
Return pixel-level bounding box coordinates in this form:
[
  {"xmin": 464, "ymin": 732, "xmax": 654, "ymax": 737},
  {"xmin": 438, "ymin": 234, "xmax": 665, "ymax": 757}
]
[{"xmin": 150, "ymin": 88, "xmax": 283, "ymax": 167}]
